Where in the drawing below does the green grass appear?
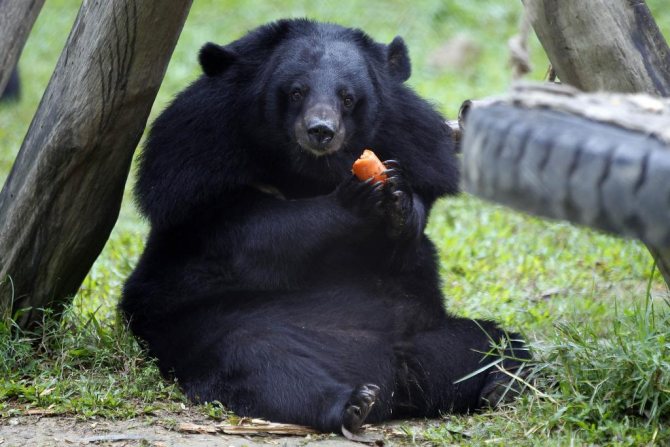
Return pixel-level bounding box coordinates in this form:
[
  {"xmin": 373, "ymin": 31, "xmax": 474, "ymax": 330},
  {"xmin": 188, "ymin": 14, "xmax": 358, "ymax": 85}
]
[{"xmin": 1, "ymin": 0, "xmax": 670, "ymax": 445}]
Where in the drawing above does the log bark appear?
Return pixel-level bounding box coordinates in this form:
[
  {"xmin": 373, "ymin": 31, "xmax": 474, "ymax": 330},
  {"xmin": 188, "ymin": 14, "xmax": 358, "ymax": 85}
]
[
  {"xmin": 500, "ymin": 82, "xmax": 670, "ymax": 146},
  {"xmin": 521, "ymin": 0, "xmax": 670, "ymax": 286},
  {"xmin": 0, "ymin": 0, "xmax": 193, "ymax": 327},
  {"xmin": 0, "ymin": 0, "xmax": 45, "ymax": 94},
  {"xmin": 522, "ymin": 0, "xmax": 670, "ymax": 95}
]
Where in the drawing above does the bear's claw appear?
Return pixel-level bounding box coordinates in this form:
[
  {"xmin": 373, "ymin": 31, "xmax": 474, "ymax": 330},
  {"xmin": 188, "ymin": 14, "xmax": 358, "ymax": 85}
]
[
  {"xmin": 478, "ymin": 370, "xmax": 526, "ymax": 408},
  {"xmin": 337, "ymin": 175, "xmax": 385, "ymax": 219},
  {"xmin": 342, "ymin": 383, "xmax": 380, "ymax": 435},
  {"xmin": 382, "ymin": 162, "xmax": 415, "ymax": 239}
]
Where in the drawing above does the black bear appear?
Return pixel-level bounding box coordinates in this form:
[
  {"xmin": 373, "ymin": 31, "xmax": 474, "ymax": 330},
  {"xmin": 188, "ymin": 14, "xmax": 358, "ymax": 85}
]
[{"xmin": 121, "ymin": 19, "xmax": 529, "ymax": 436}]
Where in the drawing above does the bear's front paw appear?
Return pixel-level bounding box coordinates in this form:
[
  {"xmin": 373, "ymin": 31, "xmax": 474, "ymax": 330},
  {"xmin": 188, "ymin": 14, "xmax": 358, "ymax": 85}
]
[
  {"xmin": 336, "ymin": 175, "xmax": 385, "ymax": 221},
  {"xmin": 382, "ymin": 160, "xmax": 415, "ymax": 239}
]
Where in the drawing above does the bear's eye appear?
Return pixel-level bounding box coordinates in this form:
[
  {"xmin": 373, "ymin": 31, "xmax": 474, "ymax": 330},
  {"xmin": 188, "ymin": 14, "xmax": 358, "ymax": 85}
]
[
  {"xmin": 343, "ymin": 96, "xmax": 354, "ymax": 108},
  {"xmin": 290, "ymin": 89, "xmax": 303, "ymax": 102}
]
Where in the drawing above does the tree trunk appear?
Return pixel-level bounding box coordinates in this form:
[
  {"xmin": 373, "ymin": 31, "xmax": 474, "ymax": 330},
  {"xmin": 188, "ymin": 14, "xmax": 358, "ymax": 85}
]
[
  {"xmin": 522, "ymin": 0, "xmax": 670, "ymax": 95},
  {"xmin": 0, "ymin": 0, "xmax": 45, "ymax": 94},
  {"xmin": 522, "ymin": 0, "xmax": 670, "ymax": 286},
  {"xmin": 0, "ymin": 0, "xmax": 193, "ymax": 328}
]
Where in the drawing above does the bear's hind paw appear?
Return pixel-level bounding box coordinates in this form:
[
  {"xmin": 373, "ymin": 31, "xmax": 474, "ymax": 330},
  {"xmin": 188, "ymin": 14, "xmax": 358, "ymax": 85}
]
[
  {"xmin": 341, "ymin": 383, "xmax": 380, "ymax": 436},
  {"xmin": 478, "ymin": 370, "xmax": 527, "ymax": 408}
]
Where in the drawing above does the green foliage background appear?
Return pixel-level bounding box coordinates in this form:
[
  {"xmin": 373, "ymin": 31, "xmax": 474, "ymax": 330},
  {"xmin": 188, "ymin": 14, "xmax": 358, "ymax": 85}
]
[{"xmin": 1, "ymin": 1, "xmax": 669, "ymax": 445}]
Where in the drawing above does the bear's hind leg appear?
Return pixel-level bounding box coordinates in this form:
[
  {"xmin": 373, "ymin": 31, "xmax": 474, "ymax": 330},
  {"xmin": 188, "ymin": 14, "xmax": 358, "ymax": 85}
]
[
  {"xmin": 395, "ymin": 318, "xmax": 530, "ymax": 416},
  {"xmin": 208, "ymin": 324, "xmax": 391, "ymax": 434}
]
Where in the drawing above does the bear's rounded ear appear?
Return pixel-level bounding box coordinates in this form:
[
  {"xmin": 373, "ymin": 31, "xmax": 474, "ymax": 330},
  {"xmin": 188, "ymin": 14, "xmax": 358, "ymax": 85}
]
[
  {"xmin": 387, "ymin": 36, "xmax": 411, "ymax": 82},
  {"xmin": 199, "ymin": 42, "xmax": 237, "ymax": 77}
]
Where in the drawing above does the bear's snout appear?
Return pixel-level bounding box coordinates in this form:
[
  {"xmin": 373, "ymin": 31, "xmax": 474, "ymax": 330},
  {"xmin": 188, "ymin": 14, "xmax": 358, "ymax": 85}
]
[
  {"xmin": 307, "ymin": 119, "xmax": 335, "ymax": 147},
  {"xmin": 295, "ymin": 104, "xmax": 345, "ymax": 156}
]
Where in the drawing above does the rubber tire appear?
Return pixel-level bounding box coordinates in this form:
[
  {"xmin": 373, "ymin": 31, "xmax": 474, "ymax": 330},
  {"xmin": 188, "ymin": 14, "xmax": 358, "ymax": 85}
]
[{"xmin": 462, "ymin": 104, "xmax": 670, "ymax": 247}]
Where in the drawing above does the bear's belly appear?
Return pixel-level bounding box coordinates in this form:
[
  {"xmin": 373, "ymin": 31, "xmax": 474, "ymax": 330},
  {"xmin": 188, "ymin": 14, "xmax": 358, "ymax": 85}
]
[{"xmin": 211, "ymin": 278, "xmax": 447, "ymax": 335}]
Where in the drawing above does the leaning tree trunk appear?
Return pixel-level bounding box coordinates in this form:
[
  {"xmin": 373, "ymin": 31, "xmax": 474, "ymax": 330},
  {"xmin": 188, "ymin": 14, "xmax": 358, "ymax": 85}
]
[
  {"xmin": 0, "ymin": 0, "xmax": 193, "ymax": 328},
  {"xmin": 0, "ymin": 0, "xmax": 45, "ymax": 94},
  {"xmin": 521, "ymin": 0, "xmax": 670, "ymax": 287},
  {"xmin": 522, "ymin": 0, "xmax": 670, "ymax": 95}
]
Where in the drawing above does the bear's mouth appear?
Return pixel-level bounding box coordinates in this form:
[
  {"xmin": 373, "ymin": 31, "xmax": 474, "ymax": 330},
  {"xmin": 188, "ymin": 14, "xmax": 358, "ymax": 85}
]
[{"xmin": 297, "ymin": 139, "xmax": 345, "ymax": 157}]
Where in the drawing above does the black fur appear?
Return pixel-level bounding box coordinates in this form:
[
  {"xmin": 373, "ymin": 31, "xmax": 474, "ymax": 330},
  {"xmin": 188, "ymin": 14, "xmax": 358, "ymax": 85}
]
[
  {"xmin": 121, "ymin": 19, "xmax": 529, "ymax": 434},
  {"xmin": 1, "ymin": 67, "xmax": 20, "ymax": 101}
]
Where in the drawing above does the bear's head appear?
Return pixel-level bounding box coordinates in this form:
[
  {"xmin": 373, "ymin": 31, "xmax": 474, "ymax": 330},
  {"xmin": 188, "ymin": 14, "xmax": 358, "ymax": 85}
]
[
  {"xmin": 137, "ymin": 19, "xmax": 455, "ymax": 228},
  {"xmin": 198, "ymin": 19, "xmax": 411, "ymax": 159}
]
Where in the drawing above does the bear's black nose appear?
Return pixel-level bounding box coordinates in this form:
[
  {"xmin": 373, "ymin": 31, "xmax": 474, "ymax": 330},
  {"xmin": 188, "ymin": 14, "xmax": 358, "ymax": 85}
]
[{"xmin": 307, "ymin": 122, "xmax": 335, "ymax": 147}]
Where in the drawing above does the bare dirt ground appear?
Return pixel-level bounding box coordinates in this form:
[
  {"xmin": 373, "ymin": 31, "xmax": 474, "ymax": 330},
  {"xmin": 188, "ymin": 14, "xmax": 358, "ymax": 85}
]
[{"xmin": 0, "ymin": 413, "xmax": 439, "ymax": 446}]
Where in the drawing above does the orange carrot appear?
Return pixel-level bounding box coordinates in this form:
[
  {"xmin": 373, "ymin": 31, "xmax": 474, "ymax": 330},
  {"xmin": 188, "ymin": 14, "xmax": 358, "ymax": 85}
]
[{"xmin": 351, "ymin": 149, "xmax": 387, "ymax": 183}]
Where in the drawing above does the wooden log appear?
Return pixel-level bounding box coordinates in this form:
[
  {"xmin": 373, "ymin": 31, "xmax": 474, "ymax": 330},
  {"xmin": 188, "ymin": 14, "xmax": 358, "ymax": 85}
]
[
  {"xmin": 0, "ymin": 0, "xmax": 45, "ymax": 94},
  {"xmin": 446, "ymin": 120, "xmax": 461, "ymax": 151},
  {"xmin": 521, "ymin": 0, "xmax": 670, "ymax": 286},
  {"xmin": 522, "ymin": 0, "xmax": 670, "ymax": 95},
  {"xmin": 0, "ymin": 1, "xmax": 193, "ymax": 327},
  {"xmin": 502, "ymin": 82, "xmax": 670, "ymax": 145}
]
